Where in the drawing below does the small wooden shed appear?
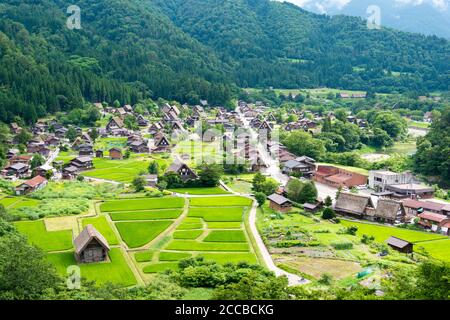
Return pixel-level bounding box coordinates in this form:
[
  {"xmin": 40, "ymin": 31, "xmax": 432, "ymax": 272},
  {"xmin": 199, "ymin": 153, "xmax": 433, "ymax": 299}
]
[
  {"xmin": 73, "ymin": 225, "xmax": 110, "ymax": 263},
  {"xmin": 386, "ymin": 236, "xmax": 413, "ymax": 254}
]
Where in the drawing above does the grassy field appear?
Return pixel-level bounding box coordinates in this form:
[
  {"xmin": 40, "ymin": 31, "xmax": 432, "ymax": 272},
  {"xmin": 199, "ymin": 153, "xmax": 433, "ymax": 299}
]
[
  {"xmin": 15, "ymin": 220, "xmax": 73, "ymax": 252},
  {"xmin": 203, "ymin": 230, "xmax": 246, "ymax": 242},
  {"xmin": 340, "ymin": 220, "xmax": 447, "ymax": 243},
  {"xmin": 101, "ymin": 197, "xmax": 184, "ymax": 212},
  {"xmin": 189, "ymin": 196, "xmax": 252, "ymax": 207},
  {"xmin": 109, "ymin": 209, "xmax": 183, "ymax": 221},
  {"xmin": 173, "ymin": 230, "xmax": 203, "ymax": 239},
  {"xmin": 226, "ymin": 180, "xmax": 253, "ymax": 194},
  {"xmin": 47, "ymin": 248, "xmax": 136, "ymax": 287},
  {"xmin": 188, "ymin": 207, "xmax": 244, "ymax": 222},
  {"xmin": 169, "ymin": 187, "xmax": 230, "ymax": 195},
  {"xmin": 115, "ymin": 221, "xmax": 174, "ymax": 248},
  {"xmin": 81, "ymin": 216, "xmax": 119, "ymax": 245},
  {"xmin": 165, "ymin": 240, "xmax": 249, "ymax": 252}
]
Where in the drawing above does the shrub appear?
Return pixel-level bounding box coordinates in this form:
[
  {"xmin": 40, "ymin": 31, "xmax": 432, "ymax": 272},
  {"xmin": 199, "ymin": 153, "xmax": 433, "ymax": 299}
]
[
  {"xmin": 322, "ymin": 207, "xmax": 336, "ymax": 220},
  {"xmin": 255, "ymin": 192, "xmax": 266, "ymax": 207}
]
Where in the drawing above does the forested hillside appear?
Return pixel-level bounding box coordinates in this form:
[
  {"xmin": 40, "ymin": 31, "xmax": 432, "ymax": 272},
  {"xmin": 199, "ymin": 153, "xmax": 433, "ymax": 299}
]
[
  {"xmin": 152, "ymin": 0, "xmax": 449, "ymax": 91},
  {"xmin": 0, "ymin": 0, "xmax": 449, "ymax": 124},
  {"xmin": 0, "ymin": 0, "xmax": 234, "ymax": 124}
]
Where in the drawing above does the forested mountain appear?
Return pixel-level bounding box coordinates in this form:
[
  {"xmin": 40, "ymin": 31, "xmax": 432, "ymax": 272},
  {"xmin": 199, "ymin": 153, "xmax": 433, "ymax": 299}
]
[
  {"xmin": 0, "ymin": 0, "xmax": 449, "ymax": 124},
  {"xmin": 0, "ymin": 0, "xmax": 234, "ymax": 123},
  {"xmin": 152, "ymin": 0, "xmax": 449, "ymax": 92}
]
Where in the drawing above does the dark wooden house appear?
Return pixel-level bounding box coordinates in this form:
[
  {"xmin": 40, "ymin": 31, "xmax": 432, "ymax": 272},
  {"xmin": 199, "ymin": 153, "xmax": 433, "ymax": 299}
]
[
  {"xmin": 73, "ymin": 225, "xmax": 110, "ymax": 263},
  {"xmin": 386, "ymin": 236, "xmax": 413, "ymax": 254},
  {"xmin": 267, "ymin": 193, "xmax": 292, "ymax": 213}
]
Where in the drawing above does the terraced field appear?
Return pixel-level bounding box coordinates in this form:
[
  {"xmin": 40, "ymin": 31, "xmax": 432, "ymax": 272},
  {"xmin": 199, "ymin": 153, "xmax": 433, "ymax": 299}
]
[{"xmin": 136, "ymin": 196, "xmax": 259, "ymax": 274}]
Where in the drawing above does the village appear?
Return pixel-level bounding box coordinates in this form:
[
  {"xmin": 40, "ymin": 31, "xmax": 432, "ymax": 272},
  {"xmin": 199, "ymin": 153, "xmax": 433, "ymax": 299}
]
[{"xmin": 1, "ymin": 95, "xmax": 449, "ymax": 293}]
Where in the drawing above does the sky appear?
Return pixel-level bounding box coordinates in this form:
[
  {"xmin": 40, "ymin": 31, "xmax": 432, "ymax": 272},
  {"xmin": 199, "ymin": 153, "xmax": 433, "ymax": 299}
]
[{"xmin": 280, "ymin": 0, "xmax": 449, "ymax": 14}]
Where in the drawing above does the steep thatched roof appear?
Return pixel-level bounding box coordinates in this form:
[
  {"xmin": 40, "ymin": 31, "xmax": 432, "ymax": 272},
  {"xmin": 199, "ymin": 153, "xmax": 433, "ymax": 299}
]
[
  {"xmin": 334, "ymin": 192, "xmax": 373, "ymax": 216},
  {"xmin": 375, "ymin": 199, "xmax": 405, "ymax": 221},
  {"xmin": 73, "ymin": 225, "xmax": 110, "ymax": 255}
]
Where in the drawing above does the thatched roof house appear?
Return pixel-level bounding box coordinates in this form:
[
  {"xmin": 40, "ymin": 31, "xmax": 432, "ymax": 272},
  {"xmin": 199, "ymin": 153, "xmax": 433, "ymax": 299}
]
[
  {"xmin": 73, "ymin": 225, "xmax": 110, "ymax": 263},
  {"xmin": 373, "ymin": 199, "xmax": 406, "ymax": 224},
  {"xmin": 334, "ymin": 192, "xmax": 374, "ymax": 217}
]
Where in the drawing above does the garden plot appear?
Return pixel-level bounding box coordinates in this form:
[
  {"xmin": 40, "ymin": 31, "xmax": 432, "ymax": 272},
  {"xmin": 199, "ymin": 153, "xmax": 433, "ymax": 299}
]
[
  {"xmin": 14, "ymin": 220, "xmax": 73, "ymax": 252},
  {"xmin": 47, "ymin": 248, "xmax": 136, "ymax": 287}
]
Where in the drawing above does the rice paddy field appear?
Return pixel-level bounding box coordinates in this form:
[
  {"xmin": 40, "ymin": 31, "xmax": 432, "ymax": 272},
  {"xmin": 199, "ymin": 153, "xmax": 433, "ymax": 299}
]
[
  {"xmin": 137, "ymin": 195, "xmax": 259, "ymax": 274},
  {"xmin": 14, "ymin": 220, "xmax": 73, "ymax": 252},
  {"xmin": 168, "ymin": 187, "xmax": 230, "ymax": 195},
  {"xmin": 81, "ymin": 153, "xmax": 170, "ymax": 183},
  {"xmin": 47, "ymin": 248, "xmax": 137, "ymax": 287},
  {"xmin": 101, "ymin": 197, "xmax": 184, "ymax": 212},
  {"xmin": 81, "ymin": 216, "xmax": 119, "ymax": 245},
  {"xmin": 0, "ymin": 195, "xmax": 40, "ymax": 209}
]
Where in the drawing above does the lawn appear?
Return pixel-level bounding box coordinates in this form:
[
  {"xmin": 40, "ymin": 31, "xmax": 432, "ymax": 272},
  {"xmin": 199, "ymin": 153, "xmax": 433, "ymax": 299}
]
[
  {"xmin": 416, "ymin": 239, "xmax": 450, "ymax": 262},
  {"xmin": 173, "ymin": 230, "xmax": 204, "ymax": 239},
  {"xmin": 203, "ymin": 230, "xmax": 246, "ymax": 242},
  {"xmin": 82, "ymin": 216, "xmax": 119, "ymax": 245},
  {"xmin": 197, "ymin": 252, "xmax": 257, "ymax": 264},
  {"xmin": 115, "ymin": 221, "xmax": 173, "ymax": 248},
  {"xmin": 340, "ymin": 220, "xmax": 447, "ymax": 243},
  {"xmin": 15, "ymin": 220, "xmax": 73, "ymax": 252},
  {"xmin": 47, "ymin": 248, "xmax": 136, "ymax": 287},
  {"xmin": 109, "ymin": 209, "xmax": 183, "ymax": 221},
  {"xmin": 207, "ymin": 222, "xmax": 242, "ymax": 229},
  {"xmin": 101, "ymin": 197, "xmax": 184, "ymax": 212},
  {"xmin": 189, "ymin": 196, "xmax": 252, "ymax": 207},
  {"xmin": 169, "ymin": 187, "xmax": 230, "ymax": 195},
  {"xmin": 159, "ymin": 251, "xmax": 192, "ymax": 261},
  {"xmin": 143, "ymin": 262, "xmax": 179, "ymax": 273},
  {"xmin": 188, "ymin": 207, "xmax": 244, "ymax": 222},
  {"xmin": 177, "ymin": 218, "xmax": 204, "ymax": 230},
  {"xmin": 166, "ymin": 240, "xmax": 250, "ymax": 252}
]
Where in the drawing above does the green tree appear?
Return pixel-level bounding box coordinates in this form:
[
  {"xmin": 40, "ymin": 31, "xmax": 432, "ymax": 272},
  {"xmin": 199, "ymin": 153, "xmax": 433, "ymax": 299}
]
[
  {"xmin": 132, "ymin": 175, "xmax": 146, "ymax": 192},
  {"xmin": 0, "ymin": 234, "xmax": 60, "ymax": 299},
  {"xmin": 322, "ymin": 207, "xmax": 336, "ymax": 220},
  {"xmin": 198, "ymin": 164, "xmax": 222, "ymax": 187},
  {"xmin": 30, "ymin": 154, "xmax": 45, "ymax": 169},
  {"xmin": 148, "ymin": 161, "xmax": 160, "ymax": 175},
  {"xmin": 65, "ymin": 127, "xmax": 78, "ymax": 142},
  {"xmin": 255, "ymin": 192, "xmax": 266, "ymax": 207}
]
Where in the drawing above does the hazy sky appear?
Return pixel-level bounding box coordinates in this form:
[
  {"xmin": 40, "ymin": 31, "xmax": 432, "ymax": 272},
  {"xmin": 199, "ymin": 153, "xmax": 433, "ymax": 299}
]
[{"xmin": 279, "ymin": 0, "xmax": 449, "ymax": 13}]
